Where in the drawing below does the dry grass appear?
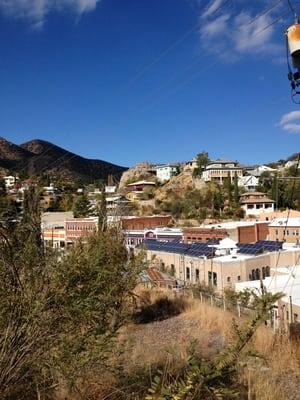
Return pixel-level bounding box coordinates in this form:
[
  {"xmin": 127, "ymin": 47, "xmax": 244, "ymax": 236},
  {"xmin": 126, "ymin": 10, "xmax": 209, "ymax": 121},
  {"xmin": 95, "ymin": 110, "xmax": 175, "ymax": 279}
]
[{"xmin": 56, "ymin": 289, "xmax": 300, "ymax": 400}]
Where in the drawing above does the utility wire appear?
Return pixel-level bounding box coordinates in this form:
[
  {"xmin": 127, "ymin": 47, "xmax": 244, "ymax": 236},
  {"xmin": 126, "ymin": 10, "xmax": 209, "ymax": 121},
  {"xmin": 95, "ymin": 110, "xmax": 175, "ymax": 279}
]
[
  {"xmin": 123, "ymin": 0, "xmax": 232, "ymax": 88},
  {"xmin": 140, "ymin": 7, "xmax": 291, "ymax": 112},
  {"xmin": 286, "ymin": 0, "xmax": 297, "ymax": 16},
  {"xmin": 138, "ymin": 0, "xmax": 286, "ymax": 107}
]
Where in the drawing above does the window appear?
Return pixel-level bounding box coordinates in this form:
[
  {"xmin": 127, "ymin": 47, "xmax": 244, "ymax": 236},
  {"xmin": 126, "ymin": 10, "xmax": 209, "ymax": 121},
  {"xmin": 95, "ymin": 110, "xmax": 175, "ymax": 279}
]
[
  {"xmin": 262, "ymin": 267, "xmax": 266, "ymax": 279},
  {"xmin": 255, "ymin": 269, "xmax": 260, "ymax": 280},
  {"xmin": 171, "ymin": 264, "xmax": 175, "ymax": 275},
  {"xmin": 237, "ymin": 275, "xmax": 241, "ymax": 281},
  {"xmin": 186, "ymin": 267, "xmax": 190, "ymax": 280},
  {"xmin": 287, "ymin": 230, "xmax": 290, "ymax": 236},
  {"xmin": 265, "ymin": 266, "xmax": 270, "ymax": 277},
  {"xmin": 195, "ymin": 269, "xmax": 200, "ymax": 281},
  {"xmin": 227, "ymin": 277, "xmax": 231, "ymax": 283},
  {"xmin": 208, "ymin": 271, "xmax": 212, "ymax": 285},
  {"xmin": 213, "ymin": 272, "xmax": 217, "ymax": 286},
  {"xmin": 294, "ymin": 314, "xmax": 298, "ymax": 322},
  {"xmin": 251, "ymin": 269, "xmax": 255, "ymax": 280},
  {"xmin": 275, "ymin": 229, "xmax": 278, "ymax": 235}
]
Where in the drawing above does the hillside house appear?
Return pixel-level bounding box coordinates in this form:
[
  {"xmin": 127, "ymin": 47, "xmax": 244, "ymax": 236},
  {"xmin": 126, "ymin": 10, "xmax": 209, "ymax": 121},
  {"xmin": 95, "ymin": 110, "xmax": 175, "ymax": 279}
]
[
  {"xmin": 155, "ymin": 163, "xmax": 180, "ymax": 182},
  {"xmin": 4, "ymin": 175, "xmax": 18, "ymax": 189},
  {"xmin": 125, "ymin": 180, "xmax": 156, "ymax": 201},
  {"xmin": 202, "ymin": 160, "xmax": 243, "ymax": 184},
  {"xmin": 248, "ymin": 165, "xmax": 277, "ymax": 177},
  {"xmin": 238, "ymin": 175, "xmax": 259, "ymax": 192},
  {"xmin": 240, "ymin": 192, "xmax": 274, "ymax": 217}
]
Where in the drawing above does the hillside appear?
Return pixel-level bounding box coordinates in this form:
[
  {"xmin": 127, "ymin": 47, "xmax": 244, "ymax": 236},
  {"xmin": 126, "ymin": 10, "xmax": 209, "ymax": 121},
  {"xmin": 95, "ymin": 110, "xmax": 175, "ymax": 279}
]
[{"xmin": 0, "ymin": 137, "xmax": 127, "ymax": 182}]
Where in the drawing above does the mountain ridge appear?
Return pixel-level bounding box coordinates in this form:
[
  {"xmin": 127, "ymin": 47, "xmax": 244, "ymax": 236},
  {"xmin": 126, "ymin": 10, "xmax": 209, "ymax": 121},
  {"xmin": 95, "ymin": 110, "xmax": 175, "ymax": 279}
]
[{"xmin": 0, "ymin": 137, "xmax": 127, "ymax": 182}]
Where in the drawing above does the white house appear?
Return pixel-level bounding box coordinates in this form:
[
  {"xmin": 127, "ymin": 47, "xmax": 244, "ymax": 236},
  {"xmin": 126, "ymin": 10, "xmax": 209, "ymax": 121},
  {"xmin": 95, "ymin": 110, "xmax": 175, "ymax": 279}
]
[
  {"xmin": 248, "ymin": 165, "xmax": 277, "ymax": 177},
  {"xmin": 156, "ymin": 164, "xmax": 179, "ymax": 182},
  {"xmin": 105, "ymin": 185, "xmax": 117, "ymax": 194},
  {"xmin": 4, "ymin": 175, "xmax": 18, "ymax": 189},
  {"xmin": 285, "ymin": 160, "xmax": 300, "ymax": 169},
  {"xmin": 238, "ymin": 175, "xmax": 259, "ymax": 192}
]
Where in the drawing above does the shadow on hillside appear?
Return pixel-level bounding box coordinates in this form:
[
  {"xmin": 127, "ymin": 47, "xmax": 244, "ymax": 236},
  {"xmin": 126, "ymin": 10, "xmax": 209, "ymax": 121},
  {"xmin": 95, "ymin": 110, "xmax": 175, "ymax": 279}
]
[{"xmin": 133, "ymin": 296, "xmax": 188, "ymax": 324}]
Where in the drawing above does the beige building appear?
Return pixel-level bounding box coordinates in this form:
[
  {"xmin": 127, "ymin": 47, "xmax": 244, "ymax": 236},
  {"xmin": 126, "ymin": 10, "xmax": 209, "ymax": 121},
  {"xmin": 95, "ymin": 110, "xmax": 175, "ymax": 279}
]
[
  {"xmin": 236, "ymin": 265, "xmax": 300, "ymax": 326},
  {"xmin": 259, "ymin": 209, "xmax": 300, "ymax": 222},
  {"xmin": 141, "ymin": 239, "xmax": 300, "ymax": 293},
  {"xmin": 240, "ymin": 192, "xmax": 274, "ymax": 217},
  {"xmin": 202, "ymin": 160, "xmax": 243, "ymax": 184},
  {"xmin": 268, "ymin": 218, "xmax": 300, "ymax": 244}
]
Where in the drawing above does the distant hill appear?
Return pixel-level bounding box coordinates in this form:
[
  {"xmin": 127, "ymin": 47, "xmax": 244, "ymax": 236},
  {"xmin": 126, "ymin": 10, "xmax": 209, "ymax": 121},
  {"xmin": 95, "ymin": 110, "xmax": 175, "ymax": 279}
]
[{"xmin": 0, "ymin": 137, "xmax": 127, "ymax": 182}]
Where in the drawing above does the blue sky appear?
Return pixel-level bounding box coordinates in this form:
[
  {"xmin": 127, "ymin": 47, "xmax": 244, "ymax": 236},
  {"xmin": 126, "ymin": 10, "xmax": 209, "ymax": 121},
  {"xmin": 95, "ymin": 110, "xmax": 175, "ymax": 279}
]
[{"xmin": 0, "ymin": 0, "xmax": 299, "ymax": 167}]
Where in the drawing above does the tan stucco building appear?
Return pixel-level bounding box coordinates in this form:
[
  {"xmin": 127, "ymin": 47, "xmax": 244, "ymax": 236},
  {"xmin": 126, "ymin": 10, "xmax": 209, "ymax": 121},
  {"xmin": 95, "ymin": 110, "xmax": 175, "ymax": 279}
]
[
  {"xmin": 141, "ymin": 242, "xmax": 300, "ymax": 293},
  {"xmin": 268, "ymin": 218, "xmax": 300, "ymax": 244}
]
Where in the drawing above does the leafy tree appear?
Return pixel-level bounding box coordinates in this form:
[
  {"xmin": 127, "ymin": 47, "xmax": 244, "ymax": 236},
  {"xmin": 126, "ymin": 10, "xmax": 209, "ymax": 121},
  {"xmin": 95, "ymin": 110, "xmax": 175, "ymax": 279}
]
[
  {"xmin": 60, "ymin": 193, "xmax": 74, "ymax": 211},
  {"xmin": 73, "ymin": 194, "xmax": 91, "ymax": 217},
  {"xmin": 194, "ymin": 151, "xmax": 210, "ymax": 177}
]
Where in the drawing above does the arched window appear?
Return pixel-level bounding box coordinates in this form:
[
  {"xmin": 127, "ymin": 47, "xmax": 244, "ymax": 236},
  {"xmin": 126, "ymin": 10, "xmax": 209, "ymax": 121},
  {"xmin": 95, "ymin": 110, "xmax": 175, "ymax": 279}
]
[
  {"xmin": 251, "ymin": 269, "xmax": 255, "ymax": 280},
  {"xmin": 255, "ymin": 269, "xmax": 260, "ymax": 280},
  {"xmin": 265, "ymin": 266, "xmax": 270, "ymax": 277},
  {"xmin": 262, "ymin": 267, "xmax": 266, "ymax": 279}
]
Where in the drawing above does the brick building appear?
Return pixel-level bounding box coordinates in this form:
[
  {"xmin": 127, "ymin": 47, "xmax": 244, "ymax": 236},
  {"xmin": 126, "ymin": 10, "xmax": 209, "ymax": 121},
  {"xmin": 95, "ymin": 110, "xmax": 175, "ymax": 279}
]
[
  {"xmin": 183, "ymin": 221, "xmax": 269, "ymax": 244},
  {"xmin": 65, "ymin": 217, "xmax": 98, "ymax": 244},
  {"xmin": 121, "ymin": 215, "xmax": 172, "ymax": 230}
]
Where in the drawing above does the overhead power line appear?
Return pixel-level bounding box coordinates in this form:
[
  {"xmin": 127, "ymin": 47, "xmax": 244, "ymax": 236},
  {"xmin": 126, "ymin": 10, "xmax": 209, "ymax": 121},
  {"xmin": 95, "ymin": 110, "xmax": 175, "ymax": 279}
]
[
  {"xmin": 123, "ymin": 0, "xmax": 232, "ymax": 88},
  {"xmin": 138, "ymin": 0, "xmax": 286, "ymax": 107},
  {"xmin": 139, "ymin": 5, "xmax": 292, "ymax": 112},
  {"xmin": 286, "ymin": 0, "xmax": 297, "ymax": 16}
]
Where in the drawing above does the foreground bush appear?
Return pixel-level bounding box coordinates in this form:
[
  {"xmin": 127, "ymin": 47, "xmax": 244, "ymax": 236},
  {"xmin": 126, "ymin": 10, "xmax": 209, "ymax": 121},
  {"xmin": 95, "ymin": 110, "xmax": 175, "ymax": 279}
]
[
  {"xmin": 0, "ymin": 187, "xmax": 143, "ymax": 399},
  {"xmin": 134, "ymin": 295, "xmax": 189, "ymax": 324}
]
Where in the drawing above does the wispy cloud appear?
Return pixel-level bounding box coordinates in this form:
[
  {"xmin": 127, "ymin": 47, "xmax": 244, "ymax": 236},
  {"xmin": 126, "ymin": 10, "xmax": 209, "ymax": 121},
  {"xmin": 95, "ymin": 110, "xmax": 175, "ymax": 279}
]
[
  {"xmin": 201, "ymin": 0, "xmax": 224, "ymax": 19},
  {"xmin": 279, "ymin": 111, "xmax": 300, "ymax": 134},
  {"xmin": 198, "ymin": 0, "xmax": 284, "ymax": 61},
  {"xmin": 0, "ymin": 0, "xmax": 101, "ymax": 28}
]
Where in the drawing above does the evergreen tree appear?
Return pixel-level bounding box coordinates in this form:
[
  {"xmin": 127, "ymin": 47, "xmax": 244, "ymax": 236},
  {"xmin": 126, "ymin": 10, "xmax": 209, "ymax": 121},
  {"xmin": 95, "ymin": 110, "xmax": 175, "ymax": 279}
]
[
  {"xmin": 233, "ymin": 172, "xmax": 239, "ymax": 207},
  {"xmin": 225, "ymin": 172, "xmax": 233, "ymax": 208},
  {"xmin": 98, "ymin": 185, "xmax": 107, "ymax": 232},
  {"xmin": 0, "ymin": 177, "xmax": 6, "ymax": 196},
  {"xmin": 271, "ymin": 173, "xmax": 278, "ymax": 204},
  {"xmin": 73, "ymin": 194, "xmax": 91, "ymax": 218}
]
